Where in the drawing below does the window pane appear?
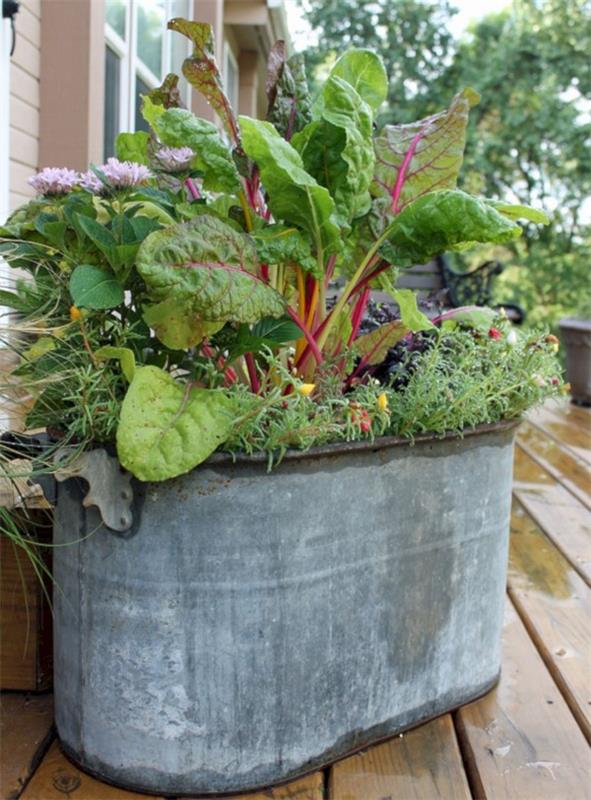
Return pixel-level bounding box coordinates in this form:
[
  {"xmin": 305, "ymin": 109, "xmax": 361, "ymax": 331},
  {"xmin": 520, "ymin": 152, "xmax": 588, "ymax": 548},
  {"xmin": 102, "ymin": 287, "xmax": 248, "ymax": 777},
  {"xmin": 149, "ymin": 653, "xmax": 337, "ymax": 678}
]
[
  {"xmin": 169, "ymin": 0, "xmax": 190, "ymax": 79},
  {"xmin": 137, "ymin": 0, "xmax": 165, "ymax": 78},
  {"xmin": 104, "ymin": 46, "xmax": 121, "ymax": 160},
  {"xmin": 106, "ymin": 0, "xmax": 127, "ymax": 39},
  {"xmin": 135, "ymin": 76, "xmax": 152, "ymax": 134}
]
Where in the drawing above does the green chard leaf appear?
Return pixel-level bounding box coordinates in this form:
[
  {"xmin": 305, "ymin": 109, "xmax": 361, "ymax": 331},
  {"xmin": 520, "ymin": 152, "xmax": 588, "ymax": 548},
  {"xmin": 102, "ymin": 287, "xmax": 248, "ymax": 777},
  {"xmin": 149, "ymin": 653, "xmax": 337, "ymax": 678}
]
[
  {"xmin": 372, "ymin": 88, "xmax": 480, "ymax": 214},
  {"xmin": 116, "ymin": 131, "xmax": 150, "ymax": 165},
  {"xmin": 143, "ymin": 299, "xmax": 223, "ymax": 350},
  {"xmin": 390, "ymin": 289, "xmax": 435, "ymax": 332},
  {"xmin": 352, "ymin": 320, "xmax": 409, "ymax": 364},
  {"xmin": 69, "ymin": 264, "xmax": 124, "ymax": 310},
  {"xmin": 136, "ymin": 212, "xmax": 285, "ymax": 329},
  {"xmin": 326, "ymin": 49, "xmax": 388, "ymax": 113},
  {"xmin": 265, "ymin": 43, "xmax": 312, "ymax": 139},
  {"xmin": 485, "ymin": 200, "xmax": 550, "ymax": 225},
  {"xmin": 239, "ymin": 116, "xmax": 341, "ymax": 260},
  {"xmin": 95, "ymin": 346, "xmax": 136, "ymax": 382},
  {"xmin": 148, "ymin": 107, "xmax": 240, "ymax": 194},
  {"xmin": 380, "ymin": 190, "xmax": 523, "ymax": 268},
  {"xmin": 251, "ymin": 224, "xmax": 318, "ymax": 275},
  {"xmin": 168, "ymin": 18, "xmax": 240, "ymax": 145},
  {"xmin": 145, "ymin": 73, "xmax": 183, "ymax": 109},
  {"xmin": 292, "ymin": 73, "xmax": 375, "ymax": 226},
  {"xmin": 116, "ymin": 365, "xmax": 233, "ymax": 481}
]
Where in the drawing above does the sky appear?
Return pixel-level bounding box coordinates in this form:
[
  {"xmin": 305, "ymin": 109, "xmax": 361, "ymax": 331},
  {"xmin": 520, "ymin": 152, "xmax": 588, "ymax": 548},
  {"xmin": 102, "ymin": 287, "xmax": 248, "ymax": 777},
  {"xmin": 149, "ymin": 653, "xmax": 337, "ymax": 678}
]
[{"xmin": 284, "ymin": 0, "xmax": 511, "ymax": 51}]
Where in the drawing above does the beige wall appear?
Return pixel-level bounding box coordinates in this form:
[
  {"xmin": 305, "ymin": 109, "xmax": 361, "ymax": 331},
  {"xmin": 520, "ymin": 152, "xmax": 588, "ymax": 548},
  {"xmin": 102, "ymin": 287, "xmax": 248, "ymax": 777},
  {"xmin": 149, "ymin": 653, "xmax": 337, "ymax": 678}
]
[
  {"xmin": 39, "ymin": 0, "xmax": 105, "ymax": 172},
  {"xmin": 9, "ymin": 0, "xmax": 41, "ymax": 211}
]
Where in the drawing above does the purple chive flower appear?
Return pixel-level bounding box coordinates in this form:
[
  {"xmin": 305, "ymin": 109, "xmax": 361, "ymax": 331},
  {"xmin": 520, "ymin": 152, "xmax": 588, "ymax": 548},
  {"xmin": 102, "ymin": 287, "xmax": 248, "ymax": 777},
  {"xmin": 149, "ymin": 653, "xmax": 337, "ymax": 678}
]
[
  {"xmin": 78, "ymin": 170, "xmax": 104, "ymax": 194},
  {"xmin": 153, "ymin": 146, "xmax": 194, "ymax": 172},
  {"xmin": 28, "ymin": 167, "xmax": 80, "ymax": 195},
  {"xmin": 98, "ymin": 157, "xmax": 152, "ymax": 188}
]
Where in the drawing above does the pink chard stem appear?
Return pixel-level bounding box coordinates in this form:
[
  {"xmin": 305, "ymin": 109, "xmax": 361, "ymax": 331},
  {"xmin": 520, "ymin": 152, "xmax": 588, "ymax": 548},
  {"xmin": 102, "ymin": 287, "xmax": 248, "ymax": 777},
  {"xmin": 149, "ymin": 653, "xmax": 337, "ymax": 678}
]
[{"xmin": 287, "ymin": 306, "xmax": 324, "ymax": 367}]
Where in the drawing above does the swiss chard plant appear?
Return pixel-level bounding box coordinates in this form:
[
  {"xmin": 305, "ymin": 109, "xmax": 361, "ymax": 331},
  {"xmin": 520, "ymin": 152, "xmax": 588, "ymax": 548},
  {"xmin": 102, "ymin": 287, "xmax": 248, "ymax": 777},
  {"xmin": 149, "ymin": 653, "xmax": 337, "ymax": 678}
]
[{"xmin": 0, "ymin": 19, "xmax": 561, "ymax": 481}]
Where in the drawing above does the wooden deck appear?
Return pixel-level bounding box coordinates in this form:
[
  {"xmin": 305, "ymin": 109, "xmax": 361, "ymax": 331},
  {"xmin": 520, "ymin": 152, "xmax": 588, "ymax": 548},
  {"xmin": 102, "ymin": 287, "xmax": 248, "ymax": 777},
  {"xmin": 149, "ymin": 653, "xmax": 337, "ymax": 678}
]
[{"xmin": 2, "ymin": 400, "xmax": 590, "ymax": 800}]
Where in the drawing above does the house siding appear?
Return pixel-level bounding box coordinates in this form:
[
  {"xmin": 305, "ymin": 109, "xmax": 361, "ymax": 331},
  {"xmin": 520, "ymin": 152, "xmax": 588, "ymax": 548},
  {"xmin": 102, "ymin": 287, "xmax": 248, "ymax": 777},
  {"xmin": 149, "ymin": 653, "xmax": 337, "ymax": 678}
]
[{"xmin": 9, "ymin": 0, "xmax": 41, "ymax": 211}]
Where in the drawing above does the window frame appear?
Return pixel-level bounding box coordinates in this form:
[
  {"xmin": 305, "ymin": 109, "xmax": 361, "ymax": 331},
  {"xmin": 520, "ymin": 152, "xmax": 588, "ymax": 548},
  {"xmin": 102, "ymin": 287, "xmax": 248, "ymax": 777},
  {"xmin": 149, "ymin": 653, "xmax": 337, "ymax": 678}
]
[
  {"xmin": 104, "ymin": 0, "xmax": 191, "ymax": 155},
  {"xmin": 0, "ymin": 17, "xmax": 10, "ymax": 222},
  {"xmin": 223, "ymin": 41, "xmax": 239, "ymax": 117}
]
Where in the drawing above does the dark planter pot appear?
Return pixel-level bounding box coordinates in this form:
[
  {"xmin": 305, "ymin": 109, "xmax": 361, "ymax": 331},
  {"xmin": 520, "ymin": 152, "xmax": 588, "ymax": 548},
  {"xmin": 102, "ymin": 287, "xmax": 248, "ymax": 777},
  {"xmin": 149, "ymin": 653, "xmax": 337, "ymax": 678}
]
[
  {"xmin": 53, "ymin": 421, "xmax": 517, "ymax": 796},
  {"xmin": 559, "ymin": 317, "xmax": 591, "ymax": 406}
]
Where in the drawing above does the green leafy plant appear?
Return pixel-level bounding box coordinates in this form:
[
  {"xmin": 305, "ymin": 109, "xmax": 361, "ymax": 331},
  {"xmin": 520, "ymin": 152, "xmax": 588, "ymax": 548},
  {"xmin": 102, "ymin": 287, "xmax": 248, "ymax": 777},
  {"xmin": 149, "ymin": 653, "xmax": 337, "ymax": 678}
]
[{"xmin": 0, "ymin": 19, "xmax": 562, "ymax": 482}]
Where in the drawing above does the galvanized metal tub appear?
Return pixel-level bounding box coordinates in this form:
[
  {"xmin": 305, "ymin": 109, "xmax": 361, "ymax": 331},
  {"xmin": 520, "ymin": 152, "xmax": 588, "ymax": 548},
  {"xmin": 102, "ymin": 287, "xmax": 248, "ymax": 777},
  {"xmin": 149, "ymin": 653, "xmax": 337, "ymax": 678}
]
[{"xmin": 53, "ymin": 421, "xmax": 517, "ymax": 796}]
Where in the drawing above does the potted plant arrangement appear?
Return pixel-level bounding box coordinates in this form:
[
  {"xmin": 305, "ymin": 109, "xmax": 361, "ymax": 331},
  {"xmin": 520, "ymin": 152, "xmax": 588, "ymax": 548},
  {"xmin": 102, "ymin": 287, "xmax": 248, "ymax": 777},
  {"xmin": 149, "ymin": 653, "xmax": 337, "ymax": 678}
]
[
  {"xmin": 560, "ymin": 300, "xmax": 591, "ymax": 406},
  {"xmin": 0, "ymin": 19, "xmax": 563, "ymax": 796}
]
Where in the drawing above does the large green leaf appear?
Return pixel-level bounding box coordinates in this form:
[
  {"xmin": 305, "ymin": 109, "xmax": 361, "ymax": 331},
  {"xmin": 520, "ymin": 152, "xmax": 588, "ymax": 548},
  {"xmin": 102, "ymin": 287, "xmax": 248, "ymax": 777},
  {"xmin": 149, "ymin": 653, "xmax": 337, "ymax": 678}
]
[
  {"xmin": 136, "ymin": 213, "xmax": 285, "ymax": 324},
  {"xmin": 168, "ymin": 19, "xmax": 240, "ymax": 145},
  {"xmin": 380, "ymin": 190, "xmax": 523, "ymax": 268},
  {"xmin": 251, "ymin": 224, "xmax": 318, "ymax": 275},
  {"xmin": 239, "ymin": 116, "xmax": 341, "ymax": 260},
  {"xmin": 372, "ymin": 88, "xmax": 480, "ymax": 214},
  {"xmin": 327, "ymin": 49, "xmax": 388, "ymax": 113},
  {"xmin": 69, "ymin": 264, "xmax": 124, "ymax": 309},
  {"xmin": 116, "ymin": 366, "xmax": 233, "ymax": 481},
  {"xmin": 116, "ymin": 131, "xmax": 150, "ymax": 165},
  {"xmin": 293, "ymin": 74, "xmax": 375, "ymax": 225},
  {"xmin": 148, "ymin": 107, "xmax": 241, "ymax": 194},
  {"xmin": 143, "ymin": 299, "xmax": 223, "ymax": 350}
]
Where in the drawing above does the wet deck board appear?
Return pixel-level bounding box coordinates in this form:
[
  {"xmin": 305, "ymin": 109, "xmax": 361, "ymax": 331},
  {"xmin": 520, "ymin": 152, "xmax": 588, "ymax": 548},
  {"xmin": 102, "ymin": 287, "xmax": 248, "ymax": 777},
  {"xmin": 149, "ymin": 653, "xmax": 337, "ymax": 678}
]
[
  {"xmin": 513, "ymin": 446, "xmax": 591, "ymax": 583},
  {"xmin": 329, "ymin": 714, "xmax": 471, "ymax": 800},
  {"xmin": 527, "ymin": 404, "xmax": 591, "ymax": 464},
  {"xmin": 242, "ymin": 774, "xmax": 323, "ymax": 799},
  {"xmin": 17, "ymin": 741, "xmax": 160, "ymax": 800},
  {"xmin": 0, "ymin": 694, "xmax": 53, "ymax": 800},
  {"xmin": 507, "ymin": 499, "xmax": 591, "ymax": 743},
  {"xmin": 6, "ymin": 401, "xmax": 591, "ymax": 800},
  {"xmin": 517, "ymin": 421, "xmax": 591, "ymax": 509},
  {"xmin": 455, "ymin": 599, "xmax": 591, "ymax": 800}
]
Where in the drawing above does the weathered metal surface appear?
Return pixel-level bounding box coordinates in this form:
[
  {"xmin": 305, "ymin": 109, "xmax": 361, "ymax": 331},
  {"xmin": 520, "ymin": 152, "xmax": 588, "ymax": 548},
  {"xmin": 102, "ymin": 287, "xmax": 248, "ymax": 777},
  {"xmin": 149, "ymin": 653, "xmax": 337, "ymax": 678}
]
[
  {"xmin": 559, "ymin": 317, "xmax": 591, "ymax": 406},
  {"xmin": 54, "ymin": 448, "xmax": 133, "ymax": 532},
  {"xmin": 53, "ymin": 423, "xmax": 517, "ymax": 795}
]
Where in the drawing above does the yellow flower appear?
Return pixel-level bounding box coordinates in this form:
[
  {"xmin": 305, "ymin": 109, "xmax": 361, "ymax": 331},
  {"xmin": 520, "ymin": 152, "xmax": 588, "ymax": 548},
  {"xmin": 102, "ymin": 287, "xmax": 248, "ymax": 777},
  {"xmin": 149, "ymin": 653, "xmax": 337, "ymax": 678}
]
[
  {"xmin": 377, "ymin": 392, "xmax": 389, "ymax": 412},
  {"xmin": 297, "ymin": 382, "xmax": 315, "ymax": 397},
  {"xmin": 69, "ymin": 305, "xmax": 83, "ymax": 322}
]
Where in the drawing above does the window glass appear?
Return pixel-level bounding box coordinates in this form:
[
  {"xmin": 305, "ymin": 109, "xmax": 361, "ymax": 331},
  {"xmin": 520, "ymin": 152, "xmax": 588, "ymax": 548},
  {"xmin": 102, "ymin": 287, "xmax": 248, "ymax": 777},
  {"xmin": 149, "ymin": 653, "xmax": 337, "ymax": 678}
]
[
  {"xmin": 137, "ymin": 0, "xmax": 165, "ymax": 78},
  {"xmin": 104, "ymin": 46, "xmax": 121, "ymax": 160},
  {"xmin": 106, "ymin": 0, "xmax": 127, "ymax": 39},
  {"xmin": 169, "ymin": 0, "xmax": 190, "ymax": 80},
  {"xmin": 135, "ymin": 77, "xmax": 152, "ymax": 134}
]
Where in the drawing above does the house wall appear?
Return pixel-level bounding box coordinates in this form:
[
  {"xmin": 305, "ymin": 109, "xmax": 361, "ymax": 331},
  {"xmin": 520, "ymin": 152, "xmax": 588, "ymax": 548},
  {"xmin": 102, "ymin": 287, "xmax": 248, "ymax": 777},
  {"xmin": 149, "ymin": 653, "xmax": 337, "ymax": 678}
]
[{"xmin": 9, "ymin": 0, "xmax": 41, "ymax": 212}]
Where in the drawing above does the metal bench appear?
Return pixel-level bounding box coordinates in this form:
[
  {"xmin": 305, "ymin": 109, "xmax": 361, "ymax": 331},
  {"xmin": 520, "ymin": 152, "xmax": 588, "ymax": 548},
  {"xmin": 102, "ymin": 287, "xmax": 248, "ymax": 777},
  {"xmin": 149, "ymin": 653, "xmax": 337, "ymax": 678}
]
[{"xmin": 396, "ymin": 256, "xmax": 526, "ymax": 323}]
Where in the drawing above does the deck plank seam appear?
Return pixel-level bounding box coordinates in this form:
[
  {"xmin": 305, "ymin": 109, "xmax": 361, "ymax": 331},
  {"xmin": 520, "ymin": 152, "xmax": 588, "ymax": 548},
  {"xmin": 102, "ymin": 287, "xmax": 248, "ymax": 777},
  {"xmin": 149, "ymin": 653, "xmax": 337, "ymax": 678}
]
[
  {"xmin": 526, "ymin": 417, "xmax": 591, "ymax": 468},
  {"xmin": 515, "ymin": 438, "xmax": 591, "ymax": 511},
  {"xmin": 506, "ymin": 584, "xmax": 591, "ymax": 746},
  {"xmin": 13, "ymin": 722, "xmax": 55, "ymax": 800}
]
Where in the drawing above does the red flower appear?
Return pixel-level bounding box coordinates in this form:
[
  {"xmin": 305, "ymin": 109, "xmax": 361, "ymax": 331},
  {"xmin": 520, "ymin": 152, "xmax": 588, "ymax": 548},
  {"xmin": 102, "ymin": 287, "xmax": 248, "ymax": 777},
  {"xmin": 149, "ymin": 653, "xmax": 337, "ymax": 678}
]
[{"xmin": 488, "ymin": 327, "xmax": 502, "ymax": 340}]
